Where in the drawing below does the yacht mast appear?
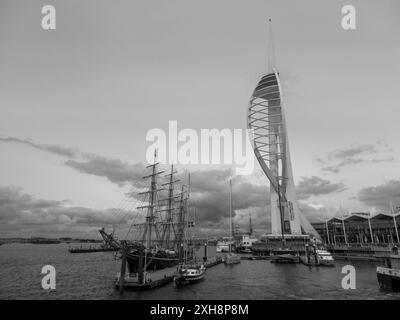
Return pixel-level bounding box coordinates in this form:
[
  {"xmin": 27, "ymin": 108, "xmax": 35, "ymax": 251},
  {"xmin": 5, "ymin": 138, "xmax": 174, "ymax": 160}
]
[
  {"xmin": 177, "ymin": 185, "xmax": 187, "ymax": 261},
  {"xmin": 229, "ymin": 179, "xmax": 233, "ymax": 253}
]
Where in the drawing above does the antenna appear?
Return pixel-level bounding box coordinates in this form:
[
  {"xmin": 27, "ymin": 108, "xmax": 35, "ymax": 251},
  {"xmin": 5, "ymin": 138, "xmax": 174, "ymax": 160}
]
[{"xmin": 267, "ymin": 18, "xmax": 277, "ymax": 73}]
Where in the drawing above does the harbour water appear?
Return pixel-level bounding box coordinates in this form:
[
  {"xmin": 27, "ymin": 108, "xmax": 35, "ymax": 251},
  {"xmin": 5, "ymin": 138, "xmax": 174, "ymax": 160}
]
[{"xmin": 1, "ymin": 243, "xmax": 399, "ymax": 300}]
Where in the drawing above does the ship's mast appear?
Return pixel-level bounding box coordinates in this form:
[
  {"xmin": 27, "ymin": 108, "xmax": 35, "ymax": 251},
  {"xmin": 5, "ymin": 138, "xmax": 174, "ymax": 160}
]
[
  {"xmin": 137, "ymin": 150, "xmax": 164, "ymax": 248},
  {"xmin": 160, "ymin": 164, "xmax": 180, "ymax": 249}
]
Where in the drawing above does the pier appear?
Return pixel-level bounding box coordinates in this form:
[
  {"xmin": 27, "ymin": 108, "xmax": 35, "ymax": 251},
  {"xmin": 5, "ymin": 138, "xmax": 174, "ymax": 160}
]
[
  {"xmin": 68, "ymin": 246, "xmax": 117, "ymax": 253},
  {"xmin": 115, "ymin": 256, "xmax": 223, "ymax": 291}
]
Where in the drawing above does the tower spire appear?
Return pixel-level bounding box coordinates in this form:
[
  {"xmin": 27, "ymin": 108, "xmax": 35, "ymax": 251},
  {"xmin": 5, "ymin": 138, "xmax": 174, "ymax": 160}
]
[{"xmin": 267, "ymin": 18, "xmax": 277, "ymax": 73}]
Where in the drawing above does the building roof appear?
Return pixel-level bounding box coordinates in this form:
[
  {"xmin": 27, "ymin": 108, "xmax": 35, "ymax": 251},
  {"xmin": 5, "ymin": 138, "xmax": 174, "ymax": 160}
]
[
  {"xmin": 344, "ymin": 213, "xmax": 370, "ymax": 222},
  {"xmin": 326, "ymin": 212, "xmax": 400, "ymax": 223},
  {"xmin": 327, "ymin": 217, "xmax": 343, "ymax": 223},
  {"xmin": 371, "ymin": 212, "xmax": 400, "ymax": 220}
]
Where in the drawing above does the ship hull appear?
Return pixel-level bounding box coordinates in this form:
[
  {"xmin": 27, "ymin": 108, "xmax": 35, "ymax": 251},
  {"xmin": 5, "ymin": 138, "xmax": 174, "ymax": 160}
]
[
  {"xmin": 126, "ymin": 252, "xmax": 180, "ymax": 273},
  {"xmin": 173, "ymin": 273, "xmax": 205, "ymax": 286},
  {"xmin": 377, "ymin": 267, "xmax": 400, "ymax": 292}
]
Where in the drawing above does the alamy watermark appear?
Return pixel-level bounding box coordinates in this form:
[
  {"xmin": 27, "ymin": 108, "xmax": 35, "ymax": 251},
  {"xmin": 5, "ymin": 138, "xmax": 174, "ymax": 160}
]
[
  {"xmin": 41, "ymin": 265, "xmax": 56, "ymax": 290},
  {"xmin": 41, "ymin": 5, "xmax": 56, "ymax": 30},
  {"xmin": 146, "ymin": 121, "xmax": 255, "ymax": 175},
  {"xmin": 341, "ymin": 5, "xmax": 356, "ymax": 30},
  {"xmin": 341, "ymin": 265, "xmax": 356, "ymax": 290}
]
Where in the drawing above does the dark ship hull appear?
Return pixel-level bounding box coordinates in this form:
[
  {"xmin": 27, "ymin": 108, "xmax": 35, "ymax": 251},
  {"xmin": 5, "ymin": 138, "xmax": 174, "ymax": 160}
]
[
  {"xmin": 126, "ymin": 250, "xmax": 180, "ymax": 273},
  {"xmin": 376, "ymin": 266, "xmax": 400, "ymax": 292}
]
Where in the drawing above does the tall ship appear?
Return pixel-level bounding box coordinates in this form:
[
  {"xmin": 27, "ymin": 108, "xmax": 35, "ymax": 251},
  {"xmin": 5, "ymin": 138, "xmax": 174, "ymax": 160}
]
[{"xmin": 100, "ymin": 152, "xmax": 194, "ymax": 274}]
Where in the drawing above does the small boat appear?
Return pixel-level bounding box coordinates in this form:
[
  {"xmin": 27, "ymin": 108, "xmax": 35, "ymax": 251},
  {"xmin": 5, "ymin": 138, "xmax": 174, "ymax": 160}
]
[
  {"xmin": 236, "ymin": 216, "xmax": 258, "ymax": 253},
  {"xmin": 223, "ymin": 180, "xmax": 241, "ymax": 265},
  {"xmin": 315, "ymin": 248, "xmax": 335, "ymax": 266},
  {"xmin": 216, "ymin": 238, "xmax": 234, "ymax": 253},
  {"xmin": 236, "ymin": 235, "xmax": 258, "ymax": 253},
  {"xmin": 376, "ymin": 246, "xmax": 400, "ymax": 292},
  {"xmin": 174, "ymin": 263, "xmax": 206, "ymax": 286}
]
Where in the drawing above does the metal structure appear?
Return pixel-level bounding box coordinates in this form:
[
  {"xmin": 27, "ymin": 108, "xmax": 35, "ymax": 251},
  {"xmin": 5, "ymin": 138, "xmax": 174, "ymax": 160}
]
[
  {"xmin": 247, "ymin": 20, "xmax": 320, "ymax": 239},
  {"xmin": 313, "ymin": 211, "xmax": 400, "ymax": 245}
]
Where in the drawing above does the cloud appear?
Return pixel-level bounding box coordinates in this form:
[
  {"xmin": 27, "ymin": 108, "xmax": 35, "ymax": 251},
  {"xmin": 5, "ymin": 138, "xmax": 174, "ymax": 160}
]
[
  {"xmin": 299, "ymin": 203, "xmax": 334, "ymax": 223},
  {"xmin": 329, "ymin": 145, "xmax": 377, "ymax": 159},
  {"xmin": 181, "ymin": 168, "xmax": 270, "ymax": 227},
  {"xmin": 296, "ymin": 176, "xmax": 346, "ymax": 200},
  {"xmin": 0, "ymin": 177, "xmax": 271, "ymax": 238},
  {"xmin": 0, "ymin": 186, "xmax": 132, "ymax": 238},
  {"xmin": 0, "ymin": 136, "xmax": 273, "ymax": 235},
  {"xmin": 371, "ymin": 157, "xmax": 395, "ymax": 163},
  {"xmin": 1, "ymin": 136, "xmax": 341, "ymax": 236},
  {"xmin": 318, "ymin": 142, "xmax": 395, "ymax": 174},
  {"xmin": 0, "ymin": 136, "xmax": 79, "ymax": 158},
  {"xmin": 358, "ymin": 179, "xmax": 400, "ymax": 210},
  {"xmin": 65, "ymin": 155, "xmax": 146, "ymax": 187},
  {"xmin": 0, "ymin": 136, "xmax": 146, "ymax": 188},
  {"xmin": 322, "ymin": 158, "xmax": 364, "ymax": 174}
]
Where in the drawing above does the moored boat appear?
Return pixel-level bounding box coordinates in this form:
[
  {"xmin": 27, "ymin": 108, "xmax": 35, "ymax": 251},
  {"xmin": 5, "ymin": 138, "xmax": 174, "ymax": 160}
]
[
  {"xmin": 315, "ymin": 248, "xmax": 335, "ymax": 266},
  {"xmin": 376, "ymin": 246, "xmax": 400, "ymax": 292},
  {"xmin": 104, "ymin": 153, "xmax": 196, "ymax": 280},
  {"xmin": 236, "ymin": 234, "xmax": 258, "ymax": 253},
  {"xmin": 174, "ymin": 263, "xmax": 206, "ymax": 286},
  {"xmin": 216, "ymin": 238, "xmax": 234, "ymax": 253}
]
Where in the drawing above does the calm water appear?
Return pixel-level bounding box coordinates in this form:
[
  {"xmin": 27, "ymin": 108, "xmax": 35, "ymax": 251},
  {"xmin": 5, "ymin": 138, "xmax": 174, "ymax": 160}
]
[{"xmin": 1, "ymin": 243, "xmax": 399, "ymax": 300}]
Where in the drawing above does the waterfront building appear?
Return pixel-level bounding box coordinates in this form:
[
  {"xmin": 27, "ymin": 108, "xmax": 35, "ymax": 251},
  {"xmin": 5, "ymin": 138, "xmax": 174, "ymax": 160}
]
[{"xmin": 312, "ymin": 212, "xmax": 400, "ymax": 246}]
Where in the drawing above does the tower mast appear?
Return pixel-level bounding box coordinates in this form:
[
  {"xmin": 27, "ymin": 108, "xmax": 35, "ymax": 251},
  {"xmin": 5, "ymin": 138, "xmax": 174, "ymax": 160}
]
[{"xmin": 267, "ymin": 18, "xmax": 277, "ymax": 73}]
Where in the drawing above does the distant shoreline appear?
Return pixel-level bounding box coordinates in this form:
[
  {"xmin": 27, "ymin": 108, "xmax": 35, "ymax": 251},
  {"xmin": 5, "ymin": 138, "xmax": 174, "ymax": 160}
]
[{"xmin": 0, "ymin": 238, "xmax": 102, "ymax": 245}]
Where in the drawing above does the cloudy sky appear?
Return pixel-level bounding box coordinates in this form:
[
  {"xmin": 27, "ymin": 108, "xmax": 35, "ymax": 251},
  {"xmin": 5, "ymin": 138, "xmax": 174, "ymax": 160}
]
[{"xmin": 1, "ymin": 0, "xmax": 399, "ymax": 238}]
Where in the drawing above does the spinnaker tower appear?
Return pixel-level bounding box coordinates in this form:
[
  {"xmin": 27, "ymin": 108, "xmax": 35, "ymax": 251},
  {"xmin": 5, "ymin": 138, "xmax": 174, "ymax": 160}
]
[{"xmin": 247, "ymin": 19, "xmax": 320, "ymax": 240}]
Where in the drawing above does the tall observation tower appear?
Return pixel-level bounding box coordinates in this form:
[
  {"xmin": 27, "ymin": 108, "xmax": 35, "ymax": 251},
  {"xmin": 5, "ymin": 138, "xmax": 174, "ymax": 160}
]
[{"xmin": 247, "ymin": 20, "xmax": 320, "ymax": 241}]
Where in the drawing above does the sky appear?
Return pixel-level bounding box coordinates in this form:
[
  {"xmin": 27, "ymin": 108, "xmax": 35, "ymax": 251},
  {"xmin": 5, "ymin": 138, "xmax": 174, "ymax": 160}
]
[{"xmin": 1, "ymin": 0, "xmax": 400, "ymax": 238}]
